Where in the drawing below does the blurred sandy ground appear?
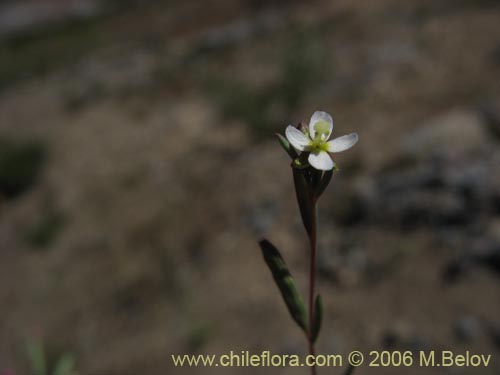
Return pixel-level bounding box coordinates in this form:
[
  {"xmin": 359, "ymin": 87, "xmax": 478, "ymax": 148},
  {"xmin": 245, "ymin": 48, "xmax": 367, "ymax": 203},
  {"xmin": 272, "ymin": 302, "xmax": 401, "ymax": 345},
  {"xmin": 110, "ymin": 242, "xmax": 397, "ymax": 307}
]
[{"xmin": 1, "ymin": 0, "xmax": 500, "ymax": 374}]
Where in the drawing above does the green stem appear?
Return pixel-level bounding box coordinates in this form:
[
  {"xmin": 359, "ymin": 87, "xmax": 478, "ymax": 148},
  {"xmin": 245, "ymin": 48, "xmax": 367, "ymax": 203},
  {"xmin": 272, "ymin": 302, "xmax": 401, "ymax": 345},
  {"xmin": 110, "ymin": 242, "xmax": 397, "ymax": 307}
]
[{"xmin": 308, "ymin": 197, "xmax": 317, "ymax": 375}]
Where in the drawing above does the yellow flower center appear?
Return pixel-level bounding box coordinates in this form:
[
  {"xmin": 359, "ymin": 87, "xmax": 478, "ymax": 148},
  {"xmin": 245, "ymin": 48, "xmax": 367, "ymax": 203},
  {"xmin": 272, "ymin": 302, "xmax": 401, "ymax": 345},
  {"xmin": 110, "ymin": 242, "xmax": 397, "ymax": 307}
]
[
  {"xmin": 314, "ymin": 120, "xmax": 330, "ymax": 137},
  {"xmin": 309, "ymin": 120, "xmax": 330, "ymax": 153},
  {"xmin": 309, "ymin": 137, "xmax": 329, "ymax": 153}
]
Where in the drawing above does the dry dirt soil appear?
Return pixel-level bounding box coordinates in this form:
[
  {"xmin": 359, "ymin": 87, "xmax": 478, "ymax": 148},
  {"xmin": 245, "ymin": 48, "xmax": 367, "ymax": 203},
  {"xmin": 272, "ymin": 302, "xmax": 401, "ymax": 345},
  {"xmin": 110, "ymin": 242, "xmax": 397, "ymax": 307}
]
[{"xmin": 1, "ymin": 1, "xmax": 500, "ymax": 374}]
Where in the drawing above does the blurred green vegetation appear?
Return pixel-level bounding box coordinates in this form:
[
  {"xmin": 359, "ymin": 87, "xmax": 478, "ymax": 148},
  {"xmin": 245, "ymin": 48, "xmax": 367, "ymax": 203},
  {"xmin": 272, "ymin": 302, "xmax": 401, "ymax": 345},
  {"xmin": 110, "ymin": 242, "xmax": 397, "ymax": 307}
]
[
  {"xmin": 0, "ymin": 135, "xmax": 46, "ymax": 199},
  {"xmin": 0, "ymin": 0, "xmax": 164, "ymax": 90},
  {"xmin": 186, "ymin": 321, "xmax": 213, "ymax": 352},
  {"xmin": 24, "ymin": 210, "xmax": 66, "ymax": 249},
  {"xmin": 203, "ymin": 27, "xmax": 331, "ymax": 139},
  {"xmin": 26, "ymin": 339, "xmax": 77, "ymax": 375},
  {"xmin": 279, "ymin": 28, "xmax": 330, "ymax": 109},
  {"xmin": 204, "ymin": 78, "xmax": 278, "ymax": 139},
  {"xmin": 0, "ymin": 17, "xmax": 107, "ymax": 90}
]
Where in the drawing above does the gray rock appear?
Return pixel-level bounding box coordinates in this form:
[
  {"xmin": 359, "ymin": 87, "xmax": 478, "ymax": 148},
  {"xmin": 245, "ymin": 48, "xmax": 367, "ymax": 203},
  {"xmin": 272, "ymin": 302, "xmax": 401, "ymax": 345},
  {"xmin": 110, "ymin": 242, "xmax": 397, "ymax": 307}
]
[
  {"xmin": 326, "ymin": 335, "xmax": 343, "ymax": 353},
  {"xmin": 372, "ymin": 162, "xmax": 469, "ymax": 228},
  {"xmin": 407, "ymin": 336, "xmax": 429, "ymax": 352},
  {"xmin": 488, "ymin": 323, "xmax": 500, "ymax": 348},
  {"xmin": 401, "ymin": 109, "xmax": 489, "ymax": 160},
  {"xmin": 455, "ymin": 316, "xmax": 482, "ymax": 342},
  {"xmin": 479, "ymin": 102, "xmax": 500, "ymax": 140},
  {"xmin": 0, "ymin": 1, "xmax": 101, "ymax": 37},
  {"xmin": 244, "ymin": 199, "xmax": 279, "ymax": 234},
  {"xmin": 368, "ymin": 118, "xmax": 500, "ymax": 229}
]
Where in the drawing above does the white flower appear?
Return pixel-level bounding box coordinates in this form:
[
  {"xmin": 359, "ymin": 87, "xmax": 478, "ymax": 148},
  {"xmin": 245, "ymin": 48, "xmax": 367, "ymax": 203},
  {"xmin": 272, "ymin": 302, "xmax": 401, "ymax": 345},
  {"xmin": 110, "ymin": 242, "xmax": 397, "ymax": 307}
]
[{"xmin": 285, "ymin": 111, "xmax": 358, "ymax": 171}]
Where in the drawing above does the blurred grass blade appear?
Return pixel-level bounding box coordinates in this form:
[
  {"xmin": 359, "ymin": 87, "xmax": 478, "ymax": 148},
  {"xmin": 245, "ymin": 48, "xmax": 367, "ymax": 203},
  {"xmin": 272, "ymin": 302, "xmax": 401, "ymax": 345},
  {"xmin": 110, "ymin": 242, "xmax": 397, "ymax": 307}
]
[
  {"xmin": 314, "ymin": 170, "xmax": 333, "ymax": 198},
  {"xmin": 292, "ymin": 168, "xmax": 313, "ymax": 237},
  {"xmin": 275, "ymin": 133, "xmax": 298, "ymax": 160},
  {"xmin": 344, "ymin": 364, "xmax": 355, "ymax": 375},
  {"xmin": 259, "ymin": 239, "xmax": 308, "ymax": 333},
  {"xmin": 27, "ymin": 339, "xmax": 47, "ymax": 375},
  {"xmin": 54, "ymin": 353, "xmax": 76, "ymax": 375},
  {"xmin": 311, "ymin": 294, "xmax": 323, "ymax": 343}
]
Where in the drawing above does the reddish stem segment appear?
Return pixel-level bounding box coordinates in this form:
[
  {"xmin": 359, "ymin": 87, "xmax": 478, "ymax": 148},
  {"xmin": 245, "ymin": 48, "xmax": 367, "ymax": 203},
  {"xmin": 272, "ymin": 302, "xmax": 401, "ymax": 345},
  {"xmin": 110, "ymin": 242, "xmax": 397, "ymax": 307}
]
[{"xmin": 308, "ymin": 199, "xmax": 318, "ymax": 375}]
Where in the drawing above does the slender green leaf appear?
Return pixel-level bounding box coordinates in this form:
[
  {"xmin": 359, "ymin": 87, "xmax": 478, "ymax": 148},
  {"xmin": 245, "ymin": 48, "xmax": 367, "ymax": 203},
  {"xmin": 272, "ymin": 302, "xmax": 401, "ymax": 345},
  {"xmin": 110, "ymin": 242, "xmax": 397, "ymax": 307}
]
[
  {"xmin": 292, "ymin": 168, "xmax": 313, "ymax": 237},
  {"xmin": 275, "ymin": 133, "xmax": 298, "ymax": 160},
  {"xmin": 54, "ymin": 354, "xmax": 76, "ymax": 375},
  {"xmin": 311, "ymin": 295, "xmax": 323, "ymax": 343},
  {"xmin": 27, "ymin": 339, "xmax": 47, "ymax": 375},
  {"xmin": 259, "ymin": 239, "xmax": 308, "ymax": 333},
  {"xmin": 314, "ymin": 169, "xmax": 333, "ymax": 198}
]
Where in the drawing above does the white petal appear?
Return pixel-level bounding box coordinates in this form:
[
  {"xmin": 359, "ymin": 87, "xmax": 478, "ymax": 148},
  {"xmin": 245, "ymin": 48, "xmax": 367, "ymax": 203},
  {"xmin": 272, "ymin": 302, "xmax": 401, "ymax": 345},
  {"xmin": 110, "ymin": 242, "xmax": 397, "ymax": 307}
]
[
  {"xmin": 308, "ymin": 151, "xmax": 334, "ymax": 170},
  {"xmin": 285, "ymin": 125, "xmax": 310, "ymax": 151},
  {"xmin": 327, "ymin": 133, "xmax": 358, "ymax": 152},
  {"xmin": 309, "ymin": 111, "xmax": 333, "ymax": 140}
]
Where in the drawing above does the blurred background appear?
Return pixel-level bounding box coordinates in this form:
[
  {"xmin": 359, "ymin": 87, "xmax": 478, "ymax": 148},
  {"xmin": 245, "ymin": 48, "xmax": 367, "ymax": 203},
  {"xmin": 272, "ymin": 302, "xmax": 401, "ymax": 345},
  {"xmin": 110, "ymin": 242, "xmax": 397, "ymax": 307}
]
[{"xmin": 1, "ymin": 0, "xmax": 500, "ymax": 374}]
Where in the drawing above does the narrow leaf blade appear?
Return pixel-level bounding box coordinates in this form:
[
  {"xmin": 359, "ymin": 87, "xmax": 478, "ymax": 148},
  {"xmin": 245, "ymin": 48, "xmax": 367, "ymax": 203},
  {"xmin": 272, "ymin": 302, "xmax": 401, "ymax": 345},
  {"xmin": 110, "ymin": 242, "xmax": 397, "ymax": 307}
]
[
  {"xmin": 311, "ymin": 294, "xmax": 323, "ymax": 343},
  {"xmin": 314, "ymin": 169, "xmax": 334, "ymax": 198},
  {"xmin": 53, "ymin": 354, "xmax": 76, "ymax": 375},
  {"xmin": 311, "ymin": 169, "xmax": 322, "ymax": 190},
  {"xmin": 292, "ymin": 168, "xmax": 313, "ymax": 237},
  {"xmin": 27, "ymin": 339, "xmax": 47, "ymax": 375},
  {"xmin": 276, "ymin": 133, "xmax": 298, "ymax": 160},
  {"xmin": 259, "ymin": 239, "xmax": 308, "ymax": 333}
]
